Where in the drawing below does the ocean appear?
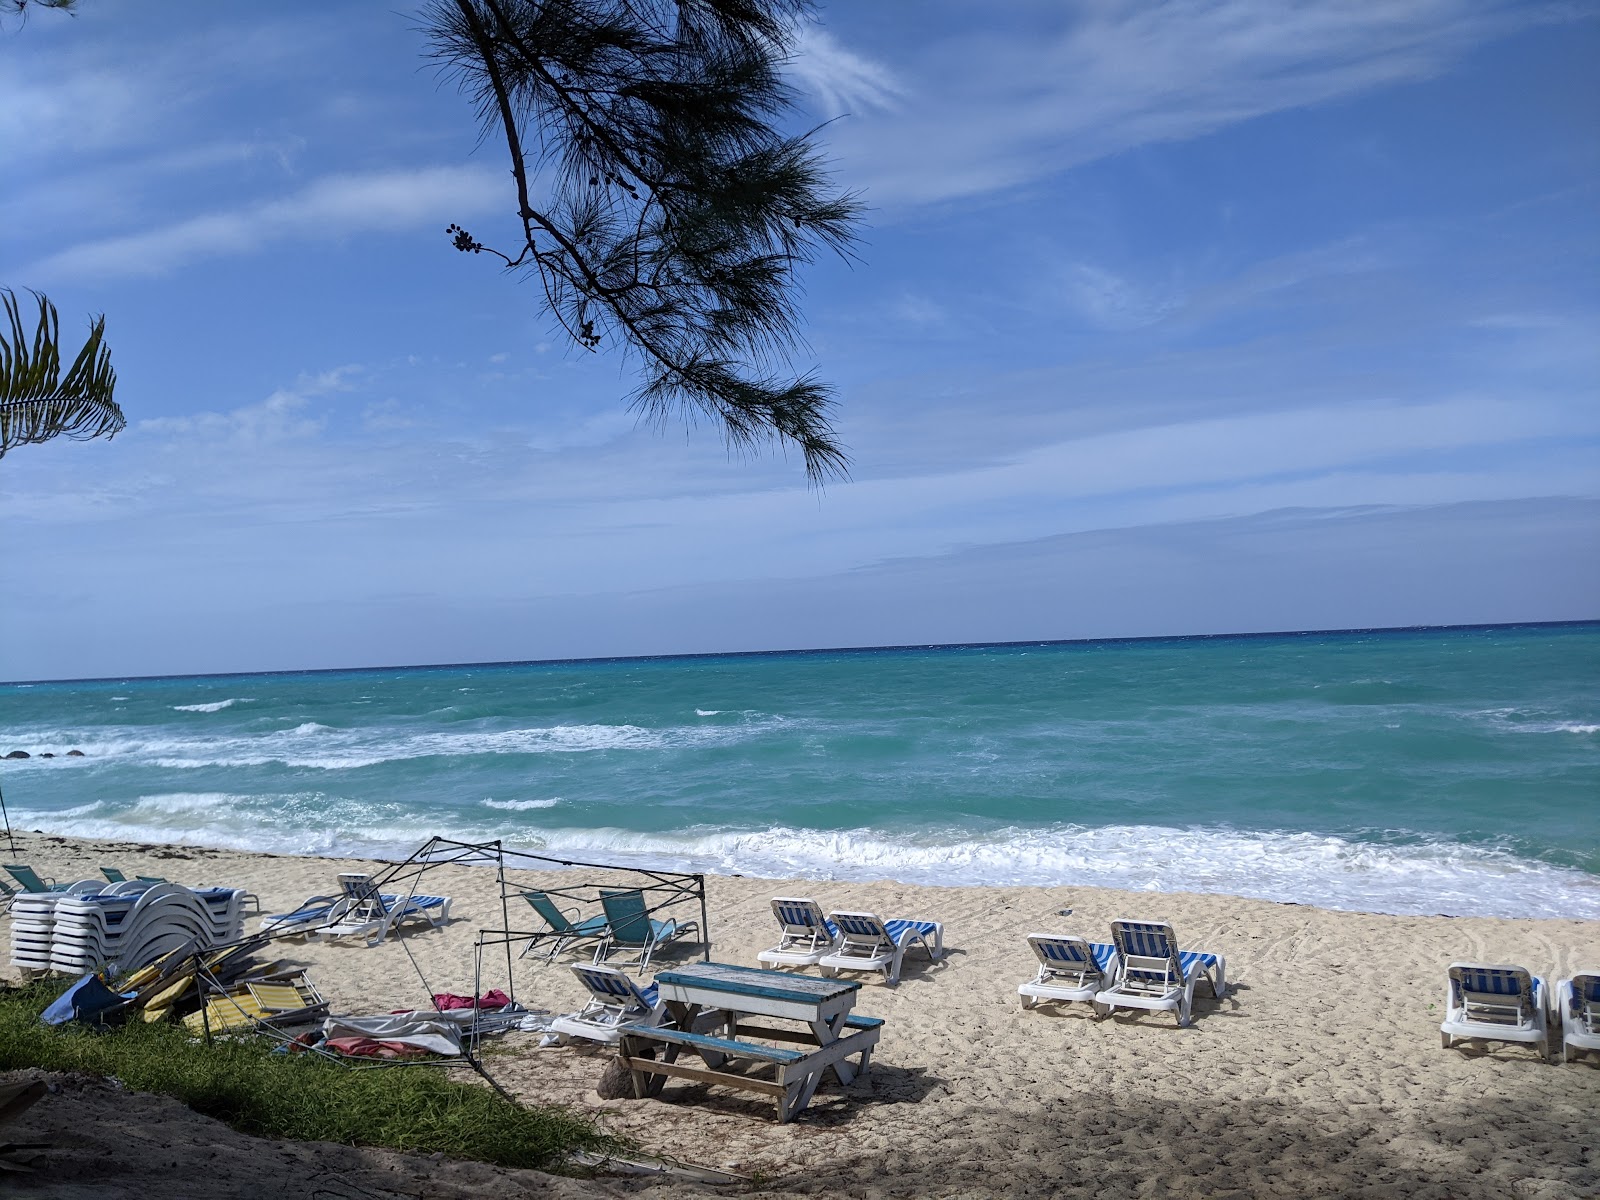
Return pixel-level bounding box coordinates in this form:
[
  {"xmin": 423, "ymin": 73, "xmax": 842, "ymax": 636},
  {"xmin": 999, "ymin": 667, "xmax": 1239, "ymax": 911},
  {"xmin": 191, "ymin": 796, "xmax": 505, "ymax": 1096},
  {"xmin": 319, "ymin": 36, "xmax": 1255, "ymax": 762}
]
[{"xmin": 2, "ymin": 623, "xmax": 1596, "ymax": 920}]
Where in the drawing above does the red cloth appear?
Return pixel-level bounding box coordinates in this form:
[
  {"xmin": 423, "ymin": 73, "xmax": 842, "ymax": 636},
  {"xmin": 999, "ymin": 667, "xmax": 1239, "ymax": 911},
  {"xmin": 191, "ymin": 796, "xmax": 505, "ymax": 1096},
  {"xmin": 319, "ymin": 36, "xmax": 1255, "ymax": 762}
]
[
  {"xmin": 428, "ymin": 989, "xmax": 511, "ymax": 1011},
  {"xmin": 324, "ymin": 1036, "xmax": 429, "ymax": 1060}
]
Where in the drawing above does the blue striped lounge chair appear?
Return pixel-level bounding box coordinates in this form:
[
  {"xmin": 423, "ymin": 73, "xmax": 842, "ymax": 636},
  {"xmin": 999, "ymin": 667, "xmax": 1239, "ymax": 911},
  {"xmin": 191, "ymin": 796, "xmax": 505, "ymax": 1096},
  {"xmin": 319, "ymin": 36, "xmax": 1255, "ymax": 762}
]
[
  {"xmin": 1556, "ymin": 970, "xmax": 1600, "ymax": 1065},
  {"xmin": 757, "ymin": 897, "xmax": 840, "ymax": 968},
  {"xmin": 1440, "ymin": 962, "xmax": 1549, "ymax": 1060},
  {"xmin": 1095, "ymin": 919, "xmax": 1227, "ymax": 1027},
  {"xmin": 1019, "ymin": 933, "xmax": 1118, "ymax": 1012},
  {"xmin": 257, "ymin": 892, "xmax": 342, "ymax": 937},
  {"xmin": 818, "ymin": 910, "xmax": 944, "ymax": 985},
  {"xmin": 592, "ymin": 888, "xmax": 698, "ymax": 972},
  {"xmin": 309, "ymin": 873, "xmax": 453, "ymax": 948},
  {"xmin": 550, "ymin": 963, "xmax": 669, "ymax": 1045}
]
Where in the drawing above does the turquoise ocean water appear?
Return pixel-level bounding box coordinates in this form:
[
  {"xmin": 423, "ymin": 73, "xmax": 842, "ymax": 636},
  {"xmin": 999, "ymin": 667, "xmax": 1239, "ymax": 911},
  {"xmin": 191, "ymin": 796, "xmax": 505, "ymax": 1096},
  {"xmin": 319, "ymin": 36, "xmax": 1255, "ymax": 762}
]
[{"xmin": 2, "ymin": 623, "xmax": 1596, "ymax": 919}]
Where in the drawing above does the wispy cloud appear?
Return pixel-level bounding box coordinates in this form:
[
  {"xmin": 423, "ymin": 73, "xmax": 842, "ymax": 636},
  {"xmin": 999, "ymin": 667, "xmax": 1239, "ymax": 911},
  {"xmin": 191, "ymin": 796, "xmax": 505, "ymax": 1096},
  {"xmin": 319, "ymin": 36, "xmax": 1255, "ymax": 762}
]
[
  {"xmin": 825, "ymin": 0, "xmax": 1584, "ymax": 206},
  {"xmin": 788, "ymin": 24, "xmax": 907, "ymax": 118},
  {"xmin": 24, "ymin": 166, "xmax": 503, "ymax": 280}
]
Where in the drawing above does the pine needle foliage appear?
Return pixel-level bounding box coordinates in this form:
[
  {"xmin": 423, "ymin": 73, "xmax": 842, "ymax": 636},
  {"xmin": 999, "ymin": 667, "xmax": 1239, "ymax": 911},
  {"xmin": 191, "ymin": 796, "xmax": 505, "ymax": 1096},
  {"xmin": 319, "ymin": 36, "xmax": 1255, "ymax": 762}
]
[
  {"xmin": 424, "ymin": 0, "xmax": 862, "ymax": 482},
  {"xmin": 0, "ymin": 289, "xmax": 124, "ymax": 459}
]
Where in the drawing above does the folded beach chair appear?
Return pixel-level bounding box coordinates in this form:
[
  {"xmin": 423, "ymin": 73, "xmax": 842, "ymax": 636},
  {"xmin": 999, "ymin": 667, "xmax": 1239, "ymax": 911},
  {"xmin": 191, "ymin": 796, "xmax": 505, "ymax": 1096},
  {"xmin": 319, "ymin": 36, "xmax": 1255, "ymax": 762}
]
[
  {"xmin": 593, "ymin": 888, "xmax": 697, "ymax": 972},
  {"xmin": 757, "ymin": 897, "xmax": 841, "ymax": 968},
  {"xmin": 818, "ymin": 910, "xmax": 944, "ymax": 985},
  {"xmin": 518, "ymin": 890, "xmax": 610, "ymax": 962},
  {"xmin": 1555, "ymin": 970, "xmax": 1600, "ymax": 1064},
  {"xmin": 1439, "ymin": 962, "xmax": 1549, "ymax": 1059},
  {"xmin": 1094, "ymin": 919, "xmax": 1227, "ymax": 1027},
  {"xmin": 1019, "ymin": 933, "xmax": 1118, "ymax": 1012},
  {"xmin": 310, "ymin": 874, "xmax": 453, "ymax": 948},
  {"xmin": 4, "ymin": 864, "xmax": 71, "ymax": 894},
  {"xmin": 550, "ymin": 962, "xmax": 671, "ymax": 1045},
  {"xmin": 100, "ymin": 868, "xmax": 127, "ymax": 884}
]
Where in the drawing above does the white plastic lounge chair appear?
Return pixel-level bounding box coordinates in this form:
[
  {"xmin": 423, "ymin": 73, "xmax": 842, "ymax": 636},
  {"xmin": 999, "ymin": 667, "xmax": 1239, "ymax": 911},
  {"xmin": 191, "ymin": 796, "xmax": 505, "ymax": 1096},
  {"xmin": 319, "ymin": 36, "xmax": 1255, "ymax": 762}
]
[
  {"xmin": 1555, "ymin": 969, "xmax": 1600, "ymax": 1064},
  {"xmin": 257, "ymin": 893, "xmax": 342, "ymax": 938},
  {"xmin": 757, "ymin": 897, "xmax": 840, "ymax": 968},
  {"xmin": 1094, "ymin": 919, "xmax": 1227, "ymax": 1027},
  {"xmin": 592, "ymin": 888, "xmax": 697, "ymax": 972},
  {"xmin": 310, "ymin": 874, "xmax": 452, "ymax": 947},
  {"xmin": 1440, "ymin": 962, "xmax": 1549, "ymax": 1059},
  {"xmin": 817, "ymin": 910, "xmax": 944, "ymax": 985},
  {"xmin": 549, "ymin": 963, "xmax": 671, "ymax": 1045},
  {"xmin": 1019, "ymin": 933, "xmax": 1117, "ymax": 1012}
]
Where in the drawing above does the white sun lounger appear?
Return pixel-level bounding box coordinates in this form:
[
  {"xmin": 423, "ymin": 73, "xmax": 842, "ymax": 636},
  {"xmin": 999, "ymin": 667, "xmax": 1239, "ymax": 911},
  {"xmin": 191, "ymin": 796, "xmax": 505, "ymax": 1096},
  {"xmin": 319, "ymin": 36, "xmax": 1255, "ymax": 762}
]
[
  {"xmin": 1094, "ymin": 919, "xmax": 1227, "ymax": 1027},
  {"xmin": 550, "ymin": 963, "xmax": 670, "ymax": 1045},
  {"xmin": 817, "ymin": 910, "xmax": 943, "ymax": 985},
  {"xmin": 1555, "ymin": 970, "xmax": 1600, "ymax": 1064},
  {"xmin": 309, "ymin": 874, "xmax": 452, "ymax": 947},
  {"xmin": 757, "ymin": 897, "xmax": 840, "ymax": 968},
  {"xmin": 1019, "ymin": 933, "xmax": 1117, "ymax": 1012},
  {"xmin": 1440, "ymin": 962, "xmax": 1549, "ymax": 1060}
]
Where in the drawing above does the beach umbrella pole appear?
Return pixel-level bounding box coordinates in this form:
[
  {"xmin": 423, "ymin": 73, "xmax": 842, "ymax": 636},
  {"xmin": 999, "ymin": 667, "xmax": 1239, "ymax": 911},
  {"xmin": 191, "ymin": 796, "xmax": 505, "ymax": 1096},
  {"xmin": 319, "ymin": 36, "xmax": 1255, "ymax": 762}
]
[{"xmin": 0, "ymin": 774, "xmax": 15, "ymax": 855}]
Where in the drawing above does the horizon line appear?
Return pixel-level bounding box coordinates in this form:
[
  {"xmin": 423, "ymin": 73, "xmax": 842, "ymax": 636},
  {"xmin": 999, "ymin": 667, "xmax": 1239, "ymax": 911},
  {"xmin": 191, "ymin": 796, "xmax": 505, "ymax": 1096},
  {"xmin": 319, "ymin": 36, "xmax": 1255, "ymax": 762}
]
[{"xmin": 4, "ymin": 617, "xmax": 1596, "ymax": 688}]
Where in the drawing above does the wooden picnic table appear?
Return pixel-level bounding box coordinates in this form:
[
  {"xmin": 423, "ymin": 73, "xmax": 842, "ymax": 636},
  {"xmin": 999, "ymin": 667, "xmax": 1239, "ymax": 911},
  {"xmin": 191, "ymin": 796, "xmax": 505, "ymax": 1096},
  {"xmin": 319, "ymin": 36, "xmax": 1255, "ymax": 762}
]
[{"xmin": 616, "ymin": 961, "xmax": 883, "ymax": 1123}]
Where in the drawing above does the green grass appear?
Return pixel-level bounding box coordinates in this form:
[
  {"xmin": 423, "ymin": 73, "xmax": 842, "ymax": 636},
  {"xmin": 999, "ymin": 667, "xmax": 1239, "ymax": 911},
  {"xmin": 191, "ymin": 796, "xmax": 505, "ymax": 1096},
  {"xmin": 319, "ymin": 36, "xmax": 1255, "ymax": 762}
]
[{"xmin": 0, "ymin": 979, "xmax": 623, "ymax": 1170}]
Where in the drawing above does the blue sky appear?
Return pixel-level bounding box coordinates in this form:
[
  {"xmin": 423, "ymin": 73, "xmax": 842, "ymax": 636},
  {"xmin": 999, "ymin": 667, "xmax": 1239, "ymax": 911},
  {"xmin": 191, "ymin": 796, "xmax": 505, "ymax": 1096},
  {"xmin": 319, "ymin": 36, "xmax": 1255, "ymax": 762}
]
[{"xmin": 2, "ymin": 0, "xmax": 1596, "ymax": 680}]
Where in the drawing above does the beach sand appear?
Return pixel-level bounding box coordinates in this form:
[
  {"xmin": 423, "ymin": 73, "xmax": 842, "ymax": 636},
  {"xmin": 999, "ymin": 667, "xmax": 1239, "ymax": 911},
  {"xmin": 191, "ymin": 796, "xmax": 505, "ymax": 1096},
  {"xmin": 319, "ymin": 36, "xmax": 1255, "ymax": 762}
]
[{"xmin": 4, "ymin": 830, "xmax": 1598, "ymax": 1198}]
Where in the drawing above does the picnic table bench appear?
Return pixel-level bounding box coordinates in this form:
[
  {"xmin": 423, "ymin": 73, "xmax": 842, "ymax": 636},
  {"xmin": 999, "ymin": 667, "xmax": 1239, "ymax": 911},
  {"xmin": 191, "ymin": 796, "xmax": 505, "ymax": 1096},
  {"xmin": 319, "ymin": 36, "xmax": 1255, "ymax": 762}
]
[{"xmin": 616, "ymin": 961, "xmax": 882, "ymax": 1123}]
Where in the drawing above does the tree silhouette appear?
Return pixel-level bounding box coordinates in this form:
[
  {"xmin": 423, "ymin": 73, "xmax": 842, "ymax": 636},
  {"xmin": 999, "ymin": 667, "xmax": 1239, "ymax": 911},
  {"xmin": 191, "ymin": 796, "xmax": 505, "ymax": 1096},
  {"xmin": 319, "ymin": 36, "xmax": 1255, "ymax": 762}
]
[{"xmin": 425, "ymin": 0, "xmax": 862, "ymax": 482}]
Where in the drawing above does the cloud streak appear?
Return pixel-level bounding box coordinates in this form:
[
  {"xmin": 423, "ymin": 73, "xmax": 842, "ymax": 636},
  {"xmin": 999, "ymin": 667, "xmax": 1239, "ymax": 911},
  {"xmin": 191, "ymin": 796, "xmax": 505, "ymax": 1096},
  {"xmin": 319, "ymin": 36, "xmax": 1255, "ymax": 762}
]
[
  {"xmin": 24, "ymin": 166, "xmax": 504, "ymax": 281},
  {"xmin": 825, "ymin": 0, "xmax": 1583, "ymax": 206}
]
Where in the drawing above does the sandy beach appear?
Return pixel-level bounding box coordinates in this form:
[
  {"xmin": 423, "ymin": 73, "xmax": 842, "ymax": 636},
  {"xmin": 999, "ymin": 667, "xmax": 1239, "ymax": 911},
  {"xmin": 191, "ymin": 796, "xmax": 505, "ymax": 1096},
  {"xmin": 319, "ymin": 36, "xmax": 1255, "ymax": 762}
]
[{"xmin": 4, "ymin": 829, "xmax": 1598, "ymax": 1199}]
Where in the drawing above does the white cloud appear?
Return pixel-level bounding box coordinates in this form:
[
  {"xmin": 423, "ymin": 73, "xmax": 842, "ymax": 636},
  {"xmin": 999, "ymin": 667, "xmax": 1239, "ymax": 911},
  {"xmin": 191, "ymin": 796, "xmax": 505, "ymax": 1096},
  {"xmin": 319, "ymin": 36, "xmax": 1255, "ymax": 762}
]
[
  {"xmin": 789, "ymin": 25, "xmax": 907, "ymax": 118},
  {"xmin": 22, "ymin": 165, "xmax": 503, "ymax": 281},
  {"xmin": 826, "ymin": 0, "xmax": 1582, "ymax": 206}
]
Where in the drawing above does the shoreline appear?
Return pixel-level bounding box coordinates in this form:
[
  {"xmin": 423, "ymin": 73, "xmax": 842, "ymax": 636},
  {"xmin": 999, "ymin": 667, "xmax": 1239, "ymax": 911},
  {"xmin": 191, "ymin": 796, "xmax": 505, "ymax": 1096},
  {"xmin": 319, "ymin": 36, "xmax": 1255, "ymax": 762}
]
[{"xmin": 5, "ymin": 829, "xmax": 1599, "ymax": 1197}]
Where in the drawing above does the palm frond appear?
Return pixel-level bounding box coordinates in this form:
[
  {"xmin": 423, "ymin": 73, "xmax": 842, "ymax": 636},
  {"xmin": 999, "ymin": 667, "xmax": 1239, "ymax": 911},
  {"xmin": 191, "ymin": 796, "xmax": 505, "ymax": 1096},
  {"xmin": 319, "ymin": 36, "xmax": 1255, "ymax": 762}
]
[{"xmin": 0, "ymin": 288, "xmax": 124, "ymax": 458}]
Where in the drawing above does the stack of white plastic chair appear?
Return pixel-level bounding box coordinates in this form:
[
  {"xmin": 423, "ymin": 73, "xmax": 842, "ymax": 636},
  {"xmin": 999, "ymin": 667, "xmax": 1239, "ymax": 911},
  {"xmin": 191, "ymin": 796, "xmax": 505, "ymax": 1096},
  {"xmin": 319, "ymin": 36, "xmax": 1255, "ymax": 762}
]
[
  {"xmin": 7, "ymin": 880, "xmax": 106, "ymax": 972},
  {"xmin": 10, "ymin": 880, "xmax": 249, "ymax": 975}
]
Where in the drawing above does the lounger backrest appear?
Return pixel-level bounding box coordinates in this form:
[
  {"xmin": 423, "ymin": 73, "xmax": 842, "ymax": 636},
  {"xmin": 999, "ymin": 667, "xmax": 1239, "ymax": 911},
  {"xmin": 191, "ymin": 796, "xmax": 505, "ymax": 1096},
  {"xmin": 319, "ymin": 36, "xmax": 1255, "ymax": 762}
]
[
  {"xmin": 830, "ymin": 911, "xmax": 891, "ymax": 947},
  {"xmin": 771, "ymin": 897, "xmax": 829, "ymax": 934},
  {"xmin": 1028, "ymin": 934, "xmax": 1106, "ymax": 981},
  {"xmin": 523, "ymin": 891, "xmax": 573, "ymax": 933},
  {"xmin": 1576, "ymin": 973, "xmax": 1600, "ymax": 1032},
  {"xmin": 1111, "ymin": 920, "xmax": 1182, "ymax": 983},
  {"xmin": 599, "ymin": 889, "xmax": 651, "ymax": 947},
  {"xmin": 5, "ymin": 865, "xmax": 51, "ymax": 893},
  {"xmin": 101, "ymin": 868, "xmax": 127, "ymax": 883},
  {"xmin": 1448, "ymin": 963, "xmax": 1535, "ymax": 1021},
  {"xmin": 571, "ymin": 963, "xmax": 653, "ymax": 1010}
]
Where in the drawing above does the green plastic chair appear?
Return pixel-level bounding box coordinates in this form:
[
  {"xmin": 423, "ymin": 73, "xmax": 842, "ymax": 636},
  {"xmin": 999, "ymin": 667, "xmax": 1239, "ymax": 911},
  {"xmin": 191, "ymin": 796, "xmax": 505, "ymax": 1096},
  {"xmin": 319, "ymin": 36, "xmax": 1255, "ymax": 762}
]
[
  {"xmin": 100, "ymin": 867, "xmax": 127, "ymax": 883},
  {"xmin": 3, "ymin": 864, "xmax": 70, "ymax": 894},
  {"xmin": 595, "ymin": 888, "xmax": 699, "ymax": 971},
  {"xmin": 520, "ymin": 891, "xmax": 609, "ymax": 962}
]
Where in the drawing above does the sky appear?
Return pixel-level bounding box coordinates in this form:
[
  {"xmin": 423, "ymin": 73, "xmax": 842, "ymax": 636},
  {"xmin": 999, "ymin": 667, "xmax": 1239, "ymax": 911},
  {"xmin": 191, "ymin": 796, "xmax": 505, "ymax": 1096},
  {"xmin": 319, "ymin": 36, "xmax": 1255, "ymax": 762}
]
[{"xmin": 1, "ymin": 0, "xmax": 1596, "ymax": 681}]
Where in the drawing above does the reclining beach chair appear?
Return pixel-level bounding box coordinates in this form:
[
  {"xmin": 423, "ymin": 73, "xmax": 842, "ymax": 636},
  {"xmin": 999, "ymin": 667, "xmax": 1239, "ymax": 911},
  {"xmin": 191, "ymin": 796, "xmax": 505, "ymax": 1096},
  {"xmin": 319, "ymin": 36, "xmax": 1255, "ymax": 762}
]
[
  {"xmin": 1439, "ymin": 962, "xmax": 1549, "ymax": 1059},
  {"xmin": 818, "ymin": 910, "xmax": 944, "ymax": 985},
  {"xmin": 1094, "ymin": 920, "xmax": 1227, "ymax": 1027},
  {"xmin": 310, "ymin": 874, "xmax": 453, "ymax": 948},
  {"xmin": 757, "ymin": 897, "xmax": 840, "ymax": 968},
  {"xmin": 4, "ymin": 864, "xmax": 71, "ymax": 894},
  {"xmin": 549, "ymin": 963, "xmax": 671, "ymax": 1045},
  {"xmin": 519, "ymin": 890, "xmax": 610, "ymax": 962},
  {"xmin": 1555, "ymin": 970, "xmax": 1600, "ymax": 1064},
  {"xmin": 1019, "ymin": 933, "xmax": 1118, "ymax": 1013},
  {"xmin": 100, "ymin": 868, "xmax": 127, "ymax": 884},
  {"xmin": 257, "ymin": 891, "xmax": 343, "ymax": 938},
  {"xmin": 593, "ymin": 888, "xmax": 697, "ymax": 972}
]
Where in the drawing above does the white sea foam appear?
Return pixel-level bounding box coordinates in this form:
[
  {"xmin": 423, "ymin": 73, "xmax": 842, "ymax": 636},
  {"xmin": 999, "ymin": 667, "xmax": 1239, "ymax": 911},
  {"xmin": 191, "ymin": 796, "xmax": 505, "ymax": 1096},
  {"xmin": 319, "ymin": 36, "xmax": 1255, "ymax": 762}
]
[
  {"xmin": 15, "ymin": 799, "xmax": 1597, "ymax": 919},
  {"xmin": 31, "ymin": 717, "xmax": 787, "ymax": 772},
  {"xmin": 172, "ymin": 699, "xmax": 247, "ymax": 713},
  {"xmin": 695, "ymin": 709, "xmax": 723, "ymax": 716}
]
